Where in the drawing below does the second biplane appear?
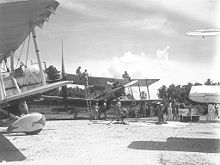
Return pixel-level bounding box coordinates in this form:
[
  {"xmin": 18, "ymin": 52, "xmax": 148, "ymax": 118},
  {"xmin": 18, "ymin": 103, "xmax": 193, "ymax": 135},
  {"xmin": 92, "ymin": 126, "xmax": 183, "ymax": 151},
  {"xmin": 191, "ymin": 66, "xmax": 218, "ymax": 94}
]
[{"xmin": 34, "ymin": 67, "xmax": 160, "ymax": 119}]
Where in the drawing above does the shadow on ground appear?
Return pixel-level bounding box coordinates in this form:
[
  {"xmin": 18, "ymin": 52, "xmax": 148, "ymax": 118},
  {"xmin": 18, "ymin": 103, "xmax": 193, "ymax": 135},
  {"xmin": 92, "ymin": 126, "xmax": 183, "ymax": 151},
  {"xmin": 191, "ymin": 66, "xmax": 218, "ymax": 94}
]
[
  {"xmin": 128, "ymin": 137, "xmax": 220, "ymax": 153},
  {"xmin": 0, "ymin": 134, "xmax": 26, "ymax": 162}
]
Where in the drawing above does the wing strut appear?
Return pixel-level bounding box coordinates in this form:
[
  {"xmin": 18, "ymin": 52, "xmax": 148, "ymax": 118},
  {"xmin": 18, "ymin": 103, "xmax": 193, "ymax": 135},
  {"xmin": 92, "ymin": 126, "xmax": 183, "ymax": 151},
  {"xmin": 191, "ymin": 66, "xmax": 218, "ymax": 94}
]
[
  {"xmin": 31, "ymin": 27, "xmax": 46, "ymax": 86},
  {"xmin": 145, "ymin": 79, "xmax": 150, "ymax": 99},
  {"xmin": 138, "ymin": 83, "xmax": 142, "ymax": 99},
  {"xmin": 0, "ymin": 66, "xmax": 6, "ymax": 100},
  {"xmin": 10, "ymin": 51, "xmax": 15, "ymax": 76},
  {"xmin": 10, "ymin": 51, "xmax": 29, "ymax": 114}
]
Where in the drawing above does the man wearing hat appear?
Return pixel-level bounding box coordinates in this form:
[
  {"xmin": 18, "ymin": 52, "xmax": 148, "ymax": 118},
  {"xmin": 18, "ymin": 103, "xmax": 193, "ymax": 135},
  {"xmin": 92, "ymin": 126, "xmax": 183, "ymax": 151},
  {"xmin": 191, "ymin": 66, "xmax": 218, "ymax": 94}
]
[{"xmin": 115, "ymin": 98, "xmax": 122, "ymax": 121}]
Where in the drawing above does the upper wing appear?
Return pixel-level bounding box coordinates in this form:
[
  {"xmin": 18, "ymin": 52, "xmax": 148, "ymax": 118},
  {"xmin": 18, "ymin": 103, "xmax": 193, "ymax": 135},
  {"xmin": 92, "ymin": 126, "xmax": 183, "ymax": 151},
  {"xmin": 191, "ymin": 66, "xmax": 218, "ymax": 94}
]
[
  {"xmin": 67, "ymin": 73, "xmax": 159, "ymax": 87},
  {"xmin": 119, "ymin": 99, "xmax": 162, "ymax": 106},
  {"xmin": 186, "ymin": 29, "xmax": 220, "ymax": 36},
  {"xmin": 0, "ymin": 0, "xmax": 59, "ymax": 61},
  {"xmin": 0, "ymin": 81, "xmax": 70, "ymax": 105},
  {"xmin": 94, "ymin": 80, "xmax": 138, "ymax": 100},
  {"xmin": 36, "ymin": 95, "xmax": 97, "ymax": 107},
  {"xmin": 189, "ymin": 85, "xmax": 220, "ymax": 103}
]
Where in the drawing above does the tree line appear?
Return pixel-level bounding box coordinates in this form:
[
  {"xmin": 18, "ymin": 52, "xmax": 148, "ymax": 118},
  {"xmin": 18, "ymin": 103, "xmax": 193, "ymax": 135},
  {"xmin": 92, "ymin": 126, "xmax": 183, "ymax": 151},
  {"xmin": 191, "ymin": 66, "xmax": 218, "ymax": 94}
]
[{"xmin": 157, "ymin": 78, "xmax": 220, "ymax": 105}]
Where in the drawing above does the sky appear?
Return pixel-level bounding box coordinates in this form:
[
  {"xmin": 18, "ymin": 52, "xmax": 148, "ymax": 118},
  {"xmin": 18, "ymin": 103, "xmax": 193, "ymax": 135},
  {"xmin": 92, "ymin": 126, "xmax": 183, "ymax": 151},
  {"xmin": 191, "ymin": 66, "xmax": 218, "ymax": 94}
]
[{"xmin": 16, "ymin": 0, "xmax": 220, "ymax": 98}]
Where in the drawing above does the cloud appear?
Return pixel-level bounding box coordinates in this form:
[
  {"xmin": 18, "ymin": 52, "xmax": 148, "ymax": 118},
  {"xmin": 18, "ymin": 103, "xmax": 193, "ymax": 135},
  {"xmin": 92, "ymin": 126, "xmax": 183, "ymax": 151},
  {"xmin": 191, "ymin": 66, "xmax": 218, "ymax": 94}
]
[
  {"xmin": 68, "ymin": 46, "xmax": 178, "ymax": 99},
  {"xmin": 58, "ymin": 0, "xmax": 86, "ymax": 11},
  {"xmin": 107, "ymin": 46, "xmax": 178, "ymax": 80},
  {"xmin": 132, "ymin": 0, "xmax": 217, "ymax": 26},
  {"xmin": 156, "ymin": 46, "xmax": 177, "ymax": 67},
  {"xmin": 68, "ymin": 46, "xmax": 178, "ymax": 82},
  {"xmin": 106, "ymin": 46, "xmax": 179, "ymax": 99},
  {"xmin": 63, "ymin": 45, "xmax": 211, "ymax": 98},
  {"xmin": 117, "ymin": 17, "xmax": 170, "ymax": 32}
]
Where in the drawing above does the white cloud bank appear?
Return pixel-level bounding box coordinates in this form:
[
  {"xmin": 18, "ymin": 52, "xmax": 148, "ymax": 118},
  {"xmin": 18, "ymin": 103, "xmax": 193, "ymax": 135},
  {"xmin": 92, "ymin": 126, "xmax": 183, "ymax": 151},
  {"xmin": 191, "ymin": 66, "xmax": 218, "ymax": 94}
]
[
  {"xmin": 72, "ymin": 45, "xmax": 207, "ymax": 85},
  {"xmin": 71, "ymin": 46, "xmax": 179, "ymax": 98},
  {"xmin": 58, "ymin": 0, "xmax": 86, "ymax": 11},
  {"xmin": 107, "ymin": 46, "xmax": 178, "ymax": 81},
  {"xmin": 107, "ymin": 47, "xmax": 179, "ymax": 99}
]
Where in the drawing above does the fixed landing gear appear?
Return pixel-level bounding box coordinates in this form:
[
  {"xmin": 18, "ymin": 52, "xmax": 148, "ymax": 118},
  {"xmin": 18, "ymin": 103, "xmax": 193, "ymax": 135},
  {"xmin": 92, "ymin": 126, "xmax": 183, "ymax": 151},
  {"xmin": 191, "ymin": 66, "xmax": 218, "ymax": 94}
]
[
  {"xmin": 7, "ymin": 113, "xmax": 46, "ymax": 135},
  {"xmin": 25, "ymin": 129, "xmax": 42, "ymax": 135}
]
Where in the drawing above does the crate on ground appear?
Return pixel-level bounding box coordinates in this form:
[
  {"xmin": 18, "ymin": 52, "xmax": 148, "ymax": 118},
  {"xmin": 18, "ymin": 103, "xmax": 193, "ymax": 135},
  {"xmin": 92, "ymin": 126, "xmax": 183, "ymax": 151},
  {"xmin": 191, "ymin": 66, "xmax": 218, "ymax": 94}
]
[{"xmin": 191, "ymin": 115, "xmax": 200, "ymax": 122}]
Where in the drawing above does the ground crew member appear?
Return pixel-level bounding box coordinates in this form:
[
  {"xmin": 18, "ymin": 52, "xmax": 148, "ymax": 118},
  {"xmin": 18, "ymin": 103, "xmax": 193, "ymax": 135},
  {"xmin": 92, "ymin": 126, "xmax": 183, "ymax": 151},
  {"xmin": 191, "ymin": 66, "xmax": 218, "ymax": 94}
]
[
  {"xmin": 163, "ymin": 103, "xmax": 168, "ymax": 123},
  {"xmin": 156, "ymin": 103, "xmax": 161, "ymax": 124},
  {"xmin": 167, "ymin": 102, "xmax": 173, "ymax": 121},
  {"xmin": 98, "ymin": 100, "xmax": 108, "ymax": 119},
  {"xmin": 76, "ymin": 66, "xmax": 82, "ymax": 79},
  {"xmin": 172, "ymin": 100, "xmax": 178, "ymax": 121},
  {"xmin": 94, "ymin": 102, "xmax": 99, "ymax": 120},
  {"xmin": 83, "ymin": 69, "xmax": 89, "ymax": 78},
  {"xmin": 156, "ymin": 103, "xmax": 164, "ymax": 124},
  {"xmin": 207, "ymin": 104, "xmax": 215, "ymax": 121},
  {"xmin": 122, "ymin": 71, "xmax": 131, "ymax": 82},
  {"xmin": 115, "ymin": 99, "xmax": 122, "ymax": 121},
  {"xmin": 119, "ymin": 108, "xmax": 127, "ymax": 124},
  {"xmin": 15, "ymin": 62, "xmax": 25, "ymax": 76}
]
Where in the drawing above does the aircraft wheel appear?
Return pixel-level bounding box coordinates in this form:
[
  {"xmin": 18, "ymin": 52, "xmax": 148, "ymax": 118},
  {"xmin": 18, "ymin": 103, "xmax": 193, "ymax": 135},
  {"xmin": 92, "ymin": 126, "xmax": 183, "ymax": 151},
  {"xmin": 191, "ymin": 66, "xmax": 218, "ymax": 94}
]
[{"xmin": 25, "ymin": 129, "xmax": 42, "ymax": 135}]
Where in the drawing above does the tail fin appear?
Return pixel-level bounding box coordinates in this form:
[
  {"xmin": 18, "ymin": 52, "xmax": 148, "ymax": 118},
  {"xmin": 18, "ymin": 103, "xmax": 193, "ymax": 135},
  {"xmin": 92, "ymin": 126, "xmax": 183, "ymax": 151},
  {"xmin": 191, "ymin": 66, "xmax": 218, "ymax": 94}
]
[
  {"xmin": 61, "ymin": 40, "xmax": 66, "ymax": 81},
  {"xmin": 61, "ymin": 40, "xmax": 67, "ymax": 99}
]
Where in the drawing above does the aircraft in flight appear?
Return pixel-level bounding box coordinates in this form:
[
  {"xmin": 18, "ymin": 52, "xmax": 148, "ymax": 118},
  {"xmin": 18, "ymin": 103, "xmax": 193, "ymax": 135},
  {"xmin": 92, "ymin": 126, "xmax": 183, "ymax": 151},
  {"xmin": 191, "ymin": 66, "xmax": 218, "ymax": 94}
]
[
  {"xmin": 186, "ymin": 29, "xmax": 220, "ymax": 37},
  {"xmin": 0, "ymin": 0, "xmax": 71, "ymax": 135}
]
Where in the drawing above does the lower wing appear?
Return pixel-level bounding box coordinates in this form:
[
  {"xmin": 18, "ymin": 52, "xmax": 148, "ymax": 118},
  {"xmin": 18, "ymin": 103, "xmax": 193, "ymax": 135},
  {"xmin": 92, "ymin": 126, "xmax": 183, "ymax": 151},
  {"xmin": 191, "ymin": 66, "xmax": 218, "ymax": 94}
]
[{"xmin": 0, "ymin": 81, "xmax": 71, "ymax": 105}]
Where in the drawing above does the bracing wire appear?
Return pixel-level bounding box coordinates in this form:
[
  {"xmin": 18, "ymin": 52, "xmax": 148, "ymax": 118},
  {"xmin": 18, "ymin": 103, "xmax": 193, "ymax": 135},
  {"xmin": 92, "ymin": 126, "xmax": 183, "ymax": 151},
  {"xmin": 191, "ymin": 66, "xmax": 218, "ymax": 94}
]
[
  {"xmin": 24, "ymin": 33, "xmax": 41, "ymax": 84},
  {"xmin": 25, "ymin": 34, "xmax": 31, "ymax": 72},
  {"xmin": 21, "ymin": 34, "xmax": 31, "ymax": 85},
  {"xmin": 3, "ymin": 59, "xmax": 10, "ymax": 73},
  {"xmin": 15, "ymin": 38, "xmax": 26, "ymax": 68}
]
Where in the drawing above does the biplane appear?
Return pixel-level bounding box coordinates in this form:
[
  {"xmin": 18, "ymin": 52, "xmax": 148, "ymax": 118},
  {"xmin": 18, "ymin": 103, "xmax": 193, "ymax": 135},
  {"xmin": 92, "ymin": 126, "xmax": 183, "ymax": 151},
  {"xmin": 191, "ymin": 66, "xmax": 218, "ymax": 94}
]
[
  {"xmin": 0, "ymin": 0, "xmax": 71, "ymax": 135},
  {"xmin": 35, "ymin": 67, "xmax": 160, "ymax": 119},
  {"xmin": 186, "ymin": 29, "xmax": 220, "ymax": 37},
  {"xmin": 66, "ymin": 73, "xmax": 159, "ymax": 100}
]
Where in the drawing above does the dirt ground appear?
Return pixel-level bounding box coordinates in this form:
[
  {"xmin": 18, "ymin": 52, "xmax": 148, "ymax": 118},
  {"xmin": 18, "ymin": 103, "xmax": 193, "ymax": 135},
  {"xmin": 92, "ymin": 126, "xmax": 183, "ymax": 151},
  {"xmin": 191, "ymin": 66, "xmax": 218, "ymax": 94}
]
[{"xmin": 1, "ymin": 117, "xmax": 220, "ymax": 165}]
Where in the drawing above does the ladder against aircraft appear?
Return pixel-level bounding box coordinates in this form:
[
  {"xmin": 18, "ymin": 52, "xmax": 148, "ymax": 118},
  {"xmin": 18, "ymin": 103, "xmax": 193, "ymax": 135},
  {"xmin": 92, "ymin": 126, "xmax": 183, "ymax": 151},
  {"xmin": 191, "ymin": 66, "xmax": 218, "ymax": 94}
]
[
  {"xmin": 84, "ymin": 76, "xmax": 93, "ymax": 118},
  {"xmin": 127, "ymin": 86, "xmax": 138, "ymax": 118}
]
